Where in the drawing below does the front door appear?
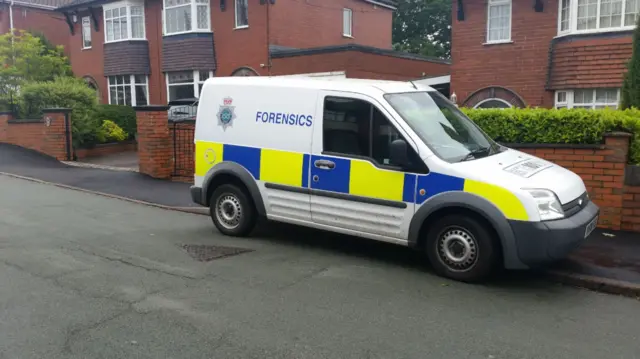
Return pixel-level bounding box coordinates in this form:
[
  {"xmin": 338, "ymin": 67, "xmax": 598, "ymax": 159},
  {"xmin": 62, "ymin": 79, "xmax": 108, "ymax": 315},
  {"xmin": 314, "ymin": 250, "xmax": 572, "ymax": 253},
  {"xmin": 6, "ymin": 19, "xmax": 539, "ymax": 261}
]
[{"xmin": 309, "ymin": 91, "xmax": 428, "ymax": 241}]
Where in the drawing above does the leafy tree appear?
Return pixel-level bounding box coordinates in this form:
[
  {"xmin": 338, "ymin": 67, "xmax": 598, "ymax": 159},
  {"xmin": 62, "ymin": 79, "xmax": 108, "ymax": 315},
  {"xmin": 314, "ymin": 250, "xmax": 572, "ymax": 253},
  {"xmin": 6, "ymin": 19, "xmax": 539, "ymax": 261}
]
[
  {"xmin": 621, "ymin": 16, "xmax": 640, "ymax": 109},
  {"xmin": 0, "ymin": 30, "xmax": 72, "ymax": 103},
  {"xmin": 392, "ymin": 0, "xmax": 451, "ymax": 59}
]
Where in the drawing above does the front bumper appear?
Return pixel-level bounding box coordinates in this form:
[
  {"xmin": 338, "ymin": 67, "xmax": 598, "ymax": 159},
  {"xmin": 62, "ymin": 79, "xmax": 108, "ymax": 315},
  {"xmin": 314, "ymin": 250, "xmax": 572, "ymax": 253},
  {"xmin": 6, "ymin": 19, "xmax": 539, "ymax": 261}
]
[
  {"xmin": 190, "ymin": 186, "xmax": 205, "ymax": 206},
  {"xmin": 509, "ymin": 201, "xmax": 600, "ymax": 267}
]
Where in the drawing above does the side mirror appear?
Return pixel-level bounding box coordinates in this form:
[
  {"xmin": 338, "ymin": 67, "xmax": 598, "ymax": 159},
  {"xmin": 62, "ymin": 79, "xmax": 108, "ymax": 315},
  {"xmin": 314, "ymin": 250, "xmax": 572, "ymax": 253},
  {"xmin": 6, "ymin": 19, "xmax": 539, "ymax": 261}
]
[{"xmin": 390, "ymin": 139, "xmax": 409, "ymax": 167}]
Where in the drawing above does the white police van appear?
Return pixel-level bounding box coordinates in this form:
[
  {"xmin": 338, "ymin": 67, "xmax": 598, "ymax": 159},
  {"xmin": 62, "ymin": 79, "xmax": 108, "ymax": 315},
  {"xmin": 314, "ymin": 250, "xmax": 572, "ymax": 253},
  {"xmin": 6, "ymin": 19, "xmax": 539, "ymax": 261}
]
[{"xmin": 190, "ymin": 77, "xmax": 599, "ymax": 282}]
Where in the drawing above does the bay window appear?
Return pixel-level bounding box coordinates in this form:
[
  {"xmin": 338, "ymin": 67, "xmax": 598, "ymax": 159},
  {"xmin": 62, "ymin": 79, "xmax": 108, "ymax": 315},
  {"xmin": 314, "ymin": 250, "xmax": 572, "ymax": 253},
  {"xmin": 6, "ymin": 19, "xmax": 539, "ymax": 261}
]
[
  {"xmin": 554, "ymin": 89, "xmax": 620, "ymax": 109},
  {"xmin": 558, "ymin": 0, "xmax": 640, "ymax": 35},
  {"xmin": 163, "ymin": 0, "xmax": 210, "ymax": 35},
  {"xmin": 104, "ymin": 1, "xmax": 146, "ymax": 43},
  {"xmin": 108, "ymin": 75, "xmax": 149, "ymax": 106},
  {"xmin": 486, "ymin": 0, "xmax": 512, "ymax": 43},
  {"xmin": 166, "ymin": 70, "xmax": 212, "ymax": 101}
]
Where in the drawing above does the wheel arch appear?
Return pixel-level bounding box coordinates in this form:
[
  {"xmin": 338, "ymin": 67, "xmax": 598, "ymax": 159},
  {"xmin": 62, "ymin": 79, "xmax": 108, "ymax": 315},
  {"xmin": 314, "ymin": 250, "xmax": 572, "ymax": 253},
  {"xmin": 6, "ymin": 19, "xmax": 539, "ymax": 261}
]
[
  {"xmin": 408, "ymin": 191, "xmax": 526, "ymax": 269},
  {"xmin": 201, "ymin": 162, "xmax": 267, "ymax": 216}
]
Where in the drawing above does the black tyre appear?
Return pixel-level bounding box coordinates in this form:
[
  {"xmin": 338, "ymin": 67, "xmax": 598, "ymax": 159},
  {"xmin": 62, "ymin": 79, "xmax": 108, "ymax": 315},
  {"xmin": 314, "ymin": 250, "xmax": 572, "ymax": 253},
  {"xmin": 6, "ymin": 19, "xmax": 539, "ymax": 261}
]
[
  {"xmin": 209, "ymin": 184, "xmax": 257, "ymax": 237},
  {"xmin": 425, "ymin": 215, "xmax": 499, "ymax": 283}
]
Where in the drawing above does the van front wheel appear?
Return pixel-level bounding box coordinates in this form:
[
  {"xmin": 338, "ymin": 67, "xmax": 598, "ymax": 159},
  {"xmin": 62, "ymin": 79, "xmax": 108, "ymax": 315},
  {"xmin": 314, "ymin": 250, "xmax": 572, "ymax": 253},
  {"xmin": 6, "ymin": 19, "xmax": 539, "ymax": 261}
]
[
  {"xmin": 209, "ymin": 184, "xmax": 256, "ymax": 237},
  {"xmin": 425, "ymin": 215, "xmax": 498, "ymax": 283}
]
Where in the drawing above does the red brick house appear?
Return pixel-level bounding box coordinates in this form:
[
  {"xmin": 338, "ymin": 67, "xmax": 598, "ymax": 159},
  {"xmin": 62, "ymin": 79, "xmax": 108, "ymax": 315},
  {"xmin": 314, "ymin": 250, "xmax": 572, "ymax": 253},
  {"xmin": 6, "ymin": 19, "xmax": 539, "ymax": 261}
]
[
  {"xmin": 52, "ymin": 0, "xmax": 449, "ymax": 106},
  {"xmin": 0, "ymin": 0, "xmax": 72, "ymax": 52},
  {"xmin": 451, "ymin": 0, "xmax": 635, "ymax": 109}
]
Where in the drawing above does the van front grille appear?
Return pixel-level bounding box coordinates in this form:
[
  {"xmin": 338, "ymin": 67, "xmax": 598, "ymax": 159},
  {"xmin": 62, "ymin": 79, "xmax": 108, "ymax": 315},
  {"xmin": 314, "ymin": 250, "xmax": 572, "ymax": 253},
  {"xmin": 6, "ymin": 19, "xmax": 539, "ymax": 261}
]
[{"xmin": 561, "ymin": 191, "xmax": 589, "ymax": 218}]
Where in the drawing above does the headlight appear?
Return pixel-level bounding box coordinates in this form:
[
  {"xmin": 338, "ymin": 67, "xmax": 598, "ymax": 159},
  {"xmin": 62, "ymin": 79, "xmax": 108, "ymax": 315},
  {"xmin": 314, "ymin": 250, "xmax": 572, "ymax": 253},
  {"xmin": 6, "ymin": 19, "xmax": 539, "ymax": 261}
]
[{"xmin": 523, "ymin": 188, "xmax": 564, "ymax": 221}]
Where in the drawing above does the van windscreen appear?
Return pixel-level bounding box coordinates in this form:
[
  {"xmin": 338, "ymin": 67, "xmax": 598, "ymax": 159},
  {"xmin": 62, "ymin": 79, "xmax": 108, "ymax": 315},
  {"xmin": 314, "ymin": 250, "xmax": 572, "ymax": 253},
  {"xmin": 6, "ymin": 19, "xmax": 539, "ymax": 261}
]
[{"xmin": 383, "ymin": 91, "xmax": 502, "ymax": 163}]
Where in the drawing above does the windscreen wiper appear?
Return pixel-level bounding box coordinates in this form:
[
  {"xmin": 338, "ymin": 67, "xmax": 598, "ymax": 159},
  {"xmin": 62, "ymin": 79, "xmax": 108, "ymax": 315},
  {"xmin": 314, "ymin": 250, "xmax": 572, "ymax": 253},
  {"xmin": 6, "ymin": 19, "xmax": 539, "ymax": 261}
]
[{"xmin": 460, "ymin": 146, "xmax": 491, "ymax": 162}]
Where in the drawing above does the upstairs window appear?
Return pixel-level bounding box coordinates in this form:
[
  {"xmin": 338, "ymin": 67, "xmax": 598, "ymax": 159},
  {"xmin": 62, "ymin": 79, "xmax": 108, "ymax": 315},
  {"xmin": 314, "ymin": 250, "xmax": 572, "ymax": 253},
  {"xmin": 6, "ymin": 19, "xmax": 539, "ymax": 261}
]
[
  {"xmin": 104, "ymin": 1, "xmax": 145, "ymax": 43},
  {"xmin": 235, "ymin": 0, "xmax": 248, "ymax": 28},
  {"xmin": 164, "ymin": 0, "xmax": 210, "ymax": 35},
  {"xmin": 486, "ymin": 0, "xmax": 512, "ymax": 43},
  {"xmin": 343, "ymin": 8, "xmax": 353, "ymax": 37},
  {"xmin": 559, "ymin": 0, "xmax": 640, "ymax": 35},
  {"xmin": 82, "ymin": 16, "xmax": 92, "ymax": 49},
  {"xmin": 554, "ymin": 89, "xmax": 620, "ymax": 109}
]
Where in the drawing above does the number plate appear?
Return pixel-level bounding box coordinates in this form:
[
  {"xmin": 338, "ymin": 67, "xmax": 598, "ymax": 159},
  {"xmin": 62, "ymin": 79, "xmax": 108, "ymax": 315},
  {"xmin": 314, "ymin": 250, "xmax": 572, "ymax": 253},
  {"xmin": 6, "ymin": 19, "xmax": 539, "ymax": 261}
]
[{"xmin": 585, "ymin": 216, "xmax": 598, "ymax": 238}]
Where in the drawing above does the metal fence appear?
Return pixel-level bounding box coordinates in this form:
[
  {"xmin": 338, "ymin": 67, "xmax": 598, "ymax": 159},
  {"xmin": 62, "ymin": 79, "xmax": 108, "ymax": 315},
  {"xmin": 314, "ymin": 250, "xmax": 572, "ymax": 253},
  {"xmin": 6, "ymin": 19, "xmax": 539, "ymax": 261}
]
[{"xmin": 170, "ymin": 119, "xmax": 195, "ymax": 178}]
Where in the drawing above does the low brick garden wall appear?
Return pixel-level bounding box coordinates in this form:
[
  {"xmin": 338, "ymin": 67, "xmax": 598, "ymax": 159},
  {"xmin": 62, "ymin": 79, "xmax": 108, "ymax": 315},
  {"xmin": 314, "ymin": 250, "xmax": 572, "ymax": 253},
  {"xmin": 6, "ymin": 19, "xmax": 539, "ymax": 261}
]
[
  {"xmin": 0, "ymin": 109, "xmax": 72, "ymax": 161},
  {"xmin": 74, "ymin": 140, "xmax": 137, "ymax": 160}
]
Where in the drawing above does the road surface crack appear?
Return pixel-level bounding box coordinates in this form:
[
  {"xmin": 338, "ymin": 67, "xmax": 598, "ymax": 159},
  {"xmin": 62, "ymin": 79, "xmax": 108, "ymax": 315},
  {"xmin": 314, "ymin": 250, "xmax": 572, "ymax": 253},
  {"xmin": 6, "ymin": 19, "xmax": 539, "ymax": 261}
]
[{"xmin": 72, "ymin": 247, "xmax": 197, "ymax": 280}]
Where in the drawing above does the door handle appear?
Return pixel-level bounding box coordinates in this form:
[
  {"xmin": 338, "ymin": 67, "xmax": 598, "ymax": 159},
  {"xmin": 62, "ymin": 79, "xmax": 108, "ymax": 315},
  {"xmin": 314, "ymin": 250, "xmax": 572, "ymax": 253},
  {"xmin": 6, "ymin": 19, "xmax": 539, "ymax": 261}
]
[{"xmin": 314, "ymin": 159, "xmax": 335, "ymax": 170}]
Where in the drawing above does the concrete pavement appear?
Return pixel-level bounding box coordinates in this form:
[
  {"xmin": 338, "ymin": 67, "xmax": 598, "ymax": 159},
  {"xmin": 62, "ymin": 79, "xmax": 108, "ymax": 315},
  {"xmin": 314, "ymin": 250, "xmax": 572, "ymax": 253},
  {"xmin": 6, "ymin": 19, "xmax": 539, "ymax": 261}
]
[{"xmin": 1, "ymin": 175, "xmax": 640, "ymax": 358}]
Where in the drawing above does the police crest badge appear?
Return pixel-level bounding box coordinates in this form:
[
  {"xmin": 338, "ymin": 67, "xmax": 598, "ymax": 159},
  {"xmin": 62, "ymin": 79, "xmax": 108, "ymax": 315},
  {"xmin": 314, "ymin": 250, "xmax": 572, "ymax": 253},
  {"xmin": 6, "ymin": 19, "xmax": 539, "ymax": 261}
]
[{"xmin": 217, "ymin": 97, "xmax": 236, "ymax": 130}]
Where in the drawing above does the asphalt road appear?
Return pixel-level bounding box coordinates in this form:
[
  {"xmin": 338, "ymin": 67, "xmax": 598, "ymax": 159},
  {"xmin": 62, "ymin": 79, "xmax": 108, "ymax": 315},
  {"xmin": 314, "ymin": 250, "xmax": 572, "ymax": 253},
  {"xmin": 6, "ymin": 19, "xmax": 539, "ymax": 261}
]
[{"xmin": 1, "ymin": 175, "xmax": 639, "ymax": 359}]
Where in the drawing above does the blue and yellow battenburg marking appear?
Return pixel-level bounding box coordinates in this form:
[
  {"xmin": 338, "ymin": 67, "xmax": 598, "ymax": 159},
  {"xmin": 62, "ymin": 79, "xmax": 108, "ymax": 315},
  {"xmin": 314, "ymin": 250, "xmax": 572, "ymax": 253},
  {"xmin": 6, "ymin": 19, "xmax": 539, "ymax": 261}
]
[{"xmin": 195, "ymin": 141, "xmax": 529, "ymax": 221}]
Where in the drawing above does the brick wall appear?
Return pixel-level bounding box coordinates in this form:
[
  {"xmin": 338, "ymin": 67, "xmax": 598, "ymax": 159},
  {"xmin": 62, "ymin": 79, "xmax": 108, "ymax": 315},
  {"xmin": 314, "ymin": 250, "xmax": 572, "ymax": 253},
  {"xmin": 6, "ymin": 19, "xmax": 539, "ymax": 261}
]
[
  {"xmin": 75, "ymin": 140, "xmax": 137, "ymax": 160},
  {"xmin": 0, "ymin": 110, "xmax": 72, "ymax": 161},
  {"xmin": 134, "ymin": 106, "xmax": 172, "ymax": 179},
  {"xmin": 548, "ymin": 33, "xmax": 632, "ymax": 90},
  {"xmin": 510, "ymin": 133, "xmax": 631, "ymax": 230}
]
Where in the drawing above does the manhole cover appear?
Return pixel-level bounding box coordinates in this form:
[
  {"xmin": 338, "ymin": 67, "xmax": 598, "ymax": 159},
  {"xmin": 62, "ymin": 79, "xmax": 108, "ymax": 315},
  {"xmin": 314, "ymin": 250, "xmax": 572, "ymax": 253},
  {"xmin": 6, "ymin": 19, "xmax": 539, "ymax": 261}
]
[{"xmin": 181, "ymin": 244, "xmax": 253, "ymax": 262}]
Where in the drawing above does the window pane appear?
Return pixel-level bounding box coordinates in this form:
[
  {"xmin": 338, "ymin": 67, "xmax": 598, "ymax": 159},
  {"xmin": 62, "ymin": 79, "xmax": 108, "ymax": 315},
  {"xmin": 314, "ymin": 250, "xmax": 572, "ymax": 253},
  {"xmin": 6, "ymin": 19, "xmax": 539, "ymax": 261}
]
[
  {"xmin": 561, "ymin": 0, "xmax": 571, "ymax": 30},
  {"xmin": 371, "ymin": 107, "xmax": 401, "ymax": 165},
  {"xmin": 625, "ymin": 0, "xmax": 640, "ymax": 25},
  {"xmin": 106, "ymin": 19, "xmax": 114, "ymax": 41},
  {"xmin": 123, "ymin": 75, "xmax": 131, "ymax": 84},
  {"xmin": 197, "ymin": 5, "xmax": 209, "ymax": 29},
  {"xmin": 113, "ymin": 18, "xmax": 121, "ymax": 40},
  {"xmin": 124, "ymin": 85, "xmax": 132, "ymax": 106},
  {"xmin": 134, "ymin": 75, "xmax": 146, "ymax": 84},
  {"xmin": 110, "ymin": 86, "xmax": 117, "ymax": 105},
  {"xmin": 343, "ymin": 8, "xmax": 351, "ymax": 35},
  {"xmin": 169, "ymin": 84, "xmax": 195, "ymax": 101},
  {"xmin": 168, "ymin": 71, "xmax": 194, "ymax": 84},
  {"xmin": 600, "ymin": 0, "xmax": 623, "ymax": 28},
  {"xmin": 235, "ymin": 0, "xmax": 248, "ymax": 27},
  {"xmin": 198, "ymin": 71, "xmax": 210, "ymax": 82},
  {"xmin": 120, "ymin": 14, "xmax": 128, "ymax": 39},
  {"xmin": 82, "ymin": 17, "xmax": 92, "ymax": 48},
  {"xmin": 132, "ymin": 15, "xmax": 144, "ymax": 38},
  {"xmin": 596, "ymin": 88, "xmax": 618, "ymax": 103},
  {"xmin": 574, "ymin": 89, "xmax": 593, "ymax": 103},
  {"xmin": 135, "ymin": 84, "xmax": 148, "ymax": 106},
  {"xmin": 557, "ymin": 91, "xmax": 567, "ymax": 103},
  {"xmin": 487, "ymin": 3, "xmax": 510, "ymax": 42},
  {"xmin": 322, "ymin": 97, "xmax": 371, "ymax": 157},
  {"xmin": 166, "ymin": 5, "xmax": 191, "ymax": 33},
  {"xmin": 577, "ymin": 0, "xmax": 598, "ymax": 30}
]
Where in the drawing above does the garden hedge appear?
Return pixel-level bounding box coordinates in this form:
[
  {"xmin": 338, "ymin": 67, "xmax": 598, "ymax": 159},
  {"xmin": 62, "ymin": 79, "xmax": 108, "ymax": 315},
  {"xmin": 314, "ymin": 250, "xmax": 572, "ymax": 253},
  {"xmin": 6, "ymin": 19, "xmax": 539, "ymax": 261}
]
[{"xmin": 462, "ymin": 107, "xmax": 640, "ymax": 165}]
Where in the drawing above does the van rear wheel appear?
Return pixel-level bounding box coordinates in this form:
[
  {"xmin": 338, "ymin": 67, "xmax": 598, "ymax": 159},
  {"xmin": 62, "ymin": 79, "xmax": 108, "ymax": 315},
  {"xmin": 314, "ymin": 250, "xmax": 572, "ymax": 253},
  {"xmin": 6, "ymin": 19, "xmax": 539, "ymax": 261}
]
[
  {"xmin": 425, "ymin": 215, "xmax": 498, "ymax": 283},
  {"xmin": 209, "ymin": 184, "xmax": 256, "ymax": 237}
]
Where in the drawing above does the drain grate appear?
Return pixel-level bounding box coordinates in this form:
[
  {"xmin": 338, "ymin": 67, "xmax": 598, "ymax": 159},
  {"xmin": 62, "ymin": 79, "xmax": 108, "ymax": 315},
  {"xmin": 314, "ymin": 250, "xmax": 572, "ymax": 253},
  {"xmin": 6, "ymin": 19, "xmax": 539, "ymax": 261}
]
[{"xmin": 181, "ymin": 244, "xmax": 253, "ymax": 262}]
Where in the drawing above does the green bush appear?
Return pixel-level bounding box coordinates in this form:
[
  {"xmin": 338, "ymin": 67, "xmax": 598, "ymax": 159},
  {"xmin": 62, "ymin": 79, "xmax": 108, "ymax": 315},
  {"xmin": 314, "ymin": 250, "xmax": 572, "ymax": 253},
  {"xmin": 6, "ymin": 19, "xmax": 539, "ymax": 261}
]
[
  {"xmin": 96, "ymin": 120, "xmax": 128, "ymax": 143},
  {"xmin": 19, "ymin": 77, "xmax": 99, "ymax": 147},
  {"xmin": 94, "ymin": 104, "xmax": 136, "ymax": 139},
  {"xmin": 461, "ymin": 107, "xmax": 640, "ymax": 164}
]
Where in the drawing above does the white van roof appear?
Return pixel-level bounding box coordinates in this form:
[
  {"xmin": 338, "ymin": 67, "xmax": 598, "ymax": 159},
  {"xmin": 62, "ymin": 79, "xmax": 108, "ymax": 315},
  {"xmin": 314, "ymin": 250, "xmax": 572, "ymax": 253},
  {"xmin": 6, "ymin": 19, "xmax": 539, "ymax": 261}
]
[{"xmin": 203, "ymin": 76, "xmax": 436, "ymax": 97}]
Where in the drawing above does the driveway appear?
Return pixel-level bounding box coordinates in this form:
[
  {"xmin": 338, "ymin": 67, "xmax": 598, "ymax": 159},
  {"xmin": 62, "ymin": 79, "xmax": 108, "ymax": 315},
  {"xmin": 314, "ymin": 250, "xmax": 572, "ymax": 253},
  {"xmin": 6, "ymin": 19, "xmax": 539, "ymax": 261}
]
[{"xmin": 1, "ymin": 174, "xmax": 639, "ymax": 358}]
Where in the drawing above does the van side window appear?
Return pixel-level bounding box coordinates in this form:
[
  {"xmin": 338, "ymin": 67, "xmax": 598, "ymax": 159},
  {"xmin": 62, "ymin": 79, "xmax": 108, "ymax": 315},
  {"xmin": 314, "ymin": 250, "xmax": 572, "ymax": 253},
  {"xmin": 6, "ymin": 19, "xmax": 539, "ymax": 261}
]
[{"xmin": 323, "ymin": 96, "xmax": 427, "ymax": 173}]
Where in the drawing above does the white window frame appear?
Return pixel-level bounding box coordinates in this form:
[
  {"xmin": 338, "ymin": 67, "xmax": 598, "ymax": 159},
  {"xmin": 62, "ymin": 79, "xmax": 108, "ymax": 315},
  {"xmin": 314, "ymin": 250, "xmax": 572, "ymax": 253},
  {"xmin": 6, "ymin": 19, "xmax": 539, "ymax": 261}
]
[
  {"xmin": 235, "ymin": 0, "xmax": 249, "ymax": 29},
  {"xmin": 107, "ymin": 74, "xmax": 149, "ymax": 107},
  {"xmin": 554, "ymin": 89, "xmax": 621, "ymax": 109},
  {"xmin": 557, "ymin": 0, "xmax": 639, "ymax": 36},
  {"xmin": 103, "ymin": 0, "xmax": 146, "ymax": 43},
  {"xmin": 486, "ymin": 0, "xmax": 512, "ymax": 44},
  {"xmin": 81, "ymin": 16, "xmax": 92, "ymax": 49},
  {"xmin": 165, "ymin": 70, "xmax": 213, "ymax": 102},
  {"xmin": 343, "ymin": 8, "xmax": 353, "ymax": 37},
  {"xmin": 163, "ymin": 0, "xmax": 211, "ymax": 36},
  {"xmin": 473, "ymin": 98, "xmax": 513, "ymax": 108}
]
